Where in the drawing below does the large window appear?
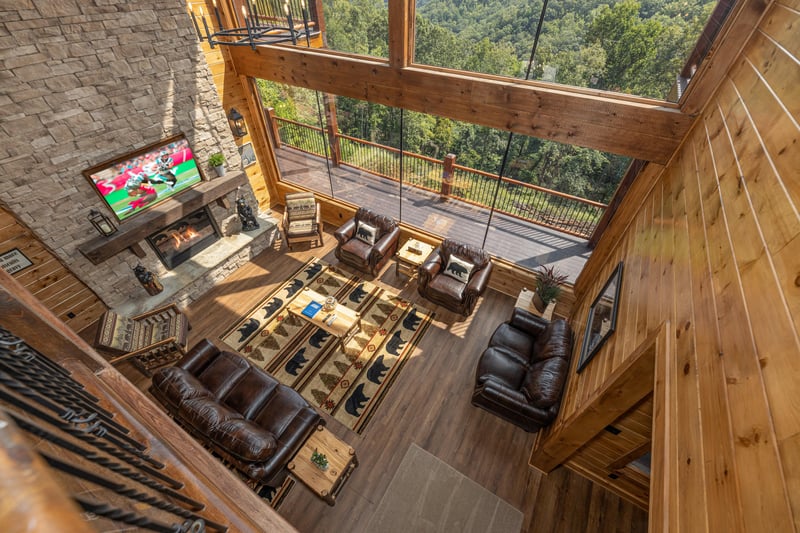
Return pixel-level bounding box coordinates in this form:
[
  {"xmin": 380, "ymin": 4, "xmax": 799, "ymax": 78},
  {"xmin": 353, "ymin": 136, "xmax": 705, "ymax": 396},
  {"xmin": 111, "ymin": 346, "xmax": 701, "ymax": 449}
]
[
  {"xmin": 407, "ymin": 0, "xmax": 721, "ymax": 101},
  {"xmin": 321, "ymin": 0, "xmax": 388, "ymax": 58},
  {"xmin": 259, "ymin": 80, "xmax": 628, "ymax": 275}
]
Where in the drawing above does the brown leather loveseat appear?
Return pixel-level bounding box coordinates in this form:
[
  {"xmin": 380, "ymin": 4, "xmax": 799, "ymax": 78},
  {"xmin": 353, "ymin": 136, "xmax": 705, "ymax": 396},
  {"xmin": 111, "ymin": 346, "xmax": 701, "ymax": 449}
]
[
  {"xmin": 150, "ymin": 339, "xmax": 323, "ymax": 487},
  {"xmin": 472, "ymin": 308, "xmax": 572, "ymax": 432}
]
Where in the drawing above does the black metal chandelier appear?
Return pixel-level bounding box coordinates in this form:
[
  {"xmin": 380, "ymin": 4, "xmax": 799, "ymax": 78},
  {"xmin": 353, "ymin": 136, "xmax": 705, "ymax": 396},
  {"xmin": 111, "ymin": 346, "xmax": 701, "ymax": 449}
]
[{"xmin": 189, "ymin": 0, "xmax": 315, "ymax": 49}]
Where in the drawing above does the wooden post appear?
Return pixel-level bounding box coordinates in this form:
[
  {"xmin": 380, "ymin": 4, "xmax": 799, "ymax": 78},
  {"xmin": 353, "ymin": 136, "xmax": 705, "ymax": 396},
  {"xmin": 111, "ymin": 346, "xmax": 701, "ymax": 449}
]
[
  {"xmin": 441, "ymin": 153, "xmax": 455, "ymax": 199},
  {"xmin": 266, "ymin": 107, "xmax": 281, "ymax": 149},
  {"xmin": 323, "ymin": 93, "xmax": 341, "ymax": 166}
]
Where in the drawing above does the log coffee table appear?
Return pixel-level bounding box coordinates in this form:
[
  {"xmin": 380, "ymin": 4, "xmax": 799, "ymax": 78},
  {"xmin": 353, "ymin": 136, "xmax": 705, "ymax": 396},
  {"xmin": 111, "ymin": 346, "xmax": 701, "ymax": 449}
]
[
  {"xmin": 287, "ymin": 287, "xmax": 362, "ymax": 351},
  {"xmin": 287, "ymin": 425, "xmax": 358, "ymax": 506}
]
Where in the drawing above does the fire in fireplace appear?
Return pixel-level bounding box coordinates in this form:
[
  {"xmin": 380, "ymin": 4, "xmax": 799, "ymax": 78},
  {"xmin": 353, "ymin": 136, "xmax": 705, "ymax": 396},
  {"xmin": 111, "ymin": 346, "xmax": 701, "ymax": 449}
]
[{"xmin": 146, "ymin": 207, "xmax": 220, "ymax": 269}]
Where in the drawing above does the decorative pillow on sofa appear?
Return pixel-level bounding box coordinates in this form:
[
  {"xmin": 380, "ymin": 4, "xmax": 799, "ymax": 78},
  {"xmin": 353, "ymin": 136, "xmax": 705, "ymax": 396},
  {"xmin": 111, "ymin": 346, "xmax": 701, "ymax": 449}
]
[
  {"xmin": 522, "ymin": 356, "xmax": 569, "ymax": 408},
  {"xmin": 443, "ymin": 255, "xmax": 475, "ymax": 283},
  {"xmin": 356, "ymin": 221, "xmax": 377, "ymax": 245}
]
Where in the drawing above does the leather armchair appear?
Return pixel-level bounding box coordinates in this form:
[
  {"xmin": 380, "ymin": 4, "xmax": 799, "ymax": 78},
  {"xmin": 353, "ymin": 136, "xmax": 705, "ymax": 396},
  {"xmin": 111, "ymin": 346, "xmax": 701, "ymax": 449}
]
[
  {"xmin": 334, "ymin": 207, "xmax": 400, "ymax": 276},
  {"xmin": 417, "ymin": 239, "xmax": 493, "ymax": 317},
  {"xmin": 472, "ymin": 308, "xmax": 573, "ymax": 432},
  {"xmin": 150, "ymin": 339, "xmax": 323, "ymax": 487}
]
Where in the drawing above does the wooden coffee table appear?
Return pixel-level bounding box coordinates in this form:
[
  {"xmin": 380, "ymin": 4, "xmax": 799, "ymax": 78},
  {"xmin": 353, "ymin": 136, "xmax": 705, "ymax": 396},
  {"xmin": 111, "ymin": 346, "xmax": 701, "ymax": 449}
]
[
  {"xmin": 287, "ymin": 287, "xmax": 362, "ymax": 350},
  {"xmin": 395, "ymin": 238, "xmax": 434, "ymax": 278},
  {"xmin": 287, "ymin": 425, "xmax": 358, "ymax": 506}
]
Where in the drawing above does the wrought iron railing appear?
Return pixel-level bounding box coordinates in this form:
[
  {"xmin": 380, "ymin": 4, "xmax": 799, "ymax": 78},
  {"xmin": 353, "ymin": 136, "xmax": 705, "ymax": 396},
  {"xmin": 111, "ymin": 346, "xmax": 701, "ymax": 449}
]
[{"xmin": 273, "ymin": 116, "xmax": 607, "ymax": 238}]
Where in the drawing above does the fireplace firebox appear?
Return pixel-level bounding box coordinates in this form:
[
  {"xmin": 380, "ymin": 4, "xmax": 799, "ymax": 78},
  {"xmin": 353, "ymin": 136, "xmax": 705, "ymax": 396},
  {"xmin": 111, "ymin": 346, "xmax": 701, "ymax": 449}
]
[{"xmin": 146, "ymin": 207, "xmax": 220, "ymax": 269}]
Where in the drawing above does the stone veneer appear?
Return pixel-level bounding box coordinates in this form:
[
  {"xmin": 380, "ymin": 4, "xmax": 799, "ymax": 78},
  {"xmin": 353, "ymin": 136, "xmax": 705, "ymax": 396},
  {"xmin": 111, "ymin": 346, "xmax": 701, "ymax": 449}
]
[{"xmin": 0, "ymin": 0, "xmax": 267, "ymax": 310}]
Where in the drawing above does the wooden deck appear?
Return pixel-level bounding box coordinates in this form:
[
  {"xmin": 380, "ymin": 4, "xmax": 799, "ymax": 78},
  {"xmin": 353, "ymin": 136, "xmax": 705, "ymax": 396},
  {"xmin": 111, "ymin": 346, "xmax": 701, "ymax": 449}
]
[
  {"xmin": 113, "ymin": 231, "xmax": 647, "ymax": 533},
  {"xmin": 276, "ymin": 147, "xmax": 591, "ymax": 283}
]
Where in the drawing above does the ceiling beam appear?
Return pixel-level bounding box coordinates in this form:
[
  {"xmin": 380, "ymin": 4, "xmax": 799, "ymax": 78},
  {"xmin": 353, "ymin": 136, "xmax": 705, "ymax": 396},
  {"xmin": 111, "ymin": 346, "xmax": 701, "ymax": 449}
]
[{"xmin": 228, "ymin": 45, "xmax": 694, "ymax": 163}]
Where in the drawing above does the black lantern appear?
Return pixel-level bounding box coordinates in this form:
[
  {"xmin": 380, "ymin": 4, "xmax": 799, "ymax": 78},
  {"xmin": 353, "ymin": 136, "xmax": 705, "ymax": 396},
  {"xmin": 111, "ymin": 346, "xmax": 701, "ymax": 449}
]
[
  {"xmin": 228, "ymin": 108, "xmax": 247, "ymax": 138},
  {"xmin": 88, "ymin": 209, "xmax": 117, "ymax": 237}
]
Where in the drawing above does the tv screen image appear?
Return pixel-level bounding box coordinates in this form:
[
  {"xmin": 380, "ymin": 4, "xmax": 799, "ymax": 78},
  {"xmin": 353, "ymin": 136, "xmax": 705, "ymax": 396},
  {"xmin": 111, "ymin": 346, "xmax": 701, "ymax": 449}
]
[{"xmin": 84, "ymin": 134, "xmax": 203, "ymax": 222}]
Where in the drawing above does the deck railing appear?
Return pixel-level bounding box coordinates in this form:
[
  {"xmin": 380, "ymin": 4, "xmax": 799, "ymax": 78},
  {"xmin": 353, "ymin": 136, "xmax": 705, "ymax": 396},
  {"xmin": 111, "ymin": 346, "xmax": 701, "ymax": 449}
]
[{"xmin": 273, "ymin": 116, "xmax": 606, "ymax": 238}]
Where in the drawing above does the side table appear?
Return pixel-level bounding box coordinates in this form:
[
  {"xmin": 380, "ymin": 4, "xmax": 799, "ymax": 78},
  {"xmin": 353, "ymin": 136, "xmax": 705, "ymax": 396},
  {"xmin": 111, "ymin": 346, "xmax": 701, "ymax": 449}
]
[
  {"xmin": 287, "ymin": 425, "xmax": 358, "ymax": 506},
  {"xmin": 395, "ymin": 238, "xmax": 434, "ymax": 279},
  {"xmin": 515, "ymin": 287, "xmax": 556, "ymax": 321}
]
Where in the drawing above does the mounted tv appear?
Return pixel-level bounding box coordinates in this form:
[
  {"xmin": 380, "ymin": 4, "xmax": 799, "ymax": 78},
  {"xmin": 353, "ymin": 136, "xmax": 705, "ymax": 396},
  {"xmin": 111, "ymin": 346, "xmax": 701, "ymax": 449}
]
[{"xmin": 83, "ymin": 134, "xmax": 204, "ymax": 222}]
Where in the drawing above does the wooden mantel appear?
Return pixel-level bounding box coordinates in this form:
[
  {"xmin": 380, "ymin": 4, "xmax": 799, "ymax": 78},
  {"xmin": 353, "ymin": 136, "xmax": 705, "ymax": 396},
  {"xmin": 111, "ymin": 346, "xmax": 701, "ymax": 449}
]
[{"xmin": 79, "ymin": 172, "xmax": 247, "ymax": 265}]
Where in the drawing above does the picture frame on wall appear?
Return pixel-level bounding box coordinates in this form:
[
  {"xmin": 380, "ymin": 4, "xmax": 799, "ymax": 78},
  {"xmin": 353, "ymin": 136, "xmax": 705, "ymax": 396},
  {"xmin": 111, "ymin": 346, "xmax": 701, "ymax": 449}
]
[
  {"xmin": 240, "ymin": 142, "xmax": 256, "ymax": 167},
  {"xmin": 576, "ymin": 261, "xmax": 624, "ymax": 373}
]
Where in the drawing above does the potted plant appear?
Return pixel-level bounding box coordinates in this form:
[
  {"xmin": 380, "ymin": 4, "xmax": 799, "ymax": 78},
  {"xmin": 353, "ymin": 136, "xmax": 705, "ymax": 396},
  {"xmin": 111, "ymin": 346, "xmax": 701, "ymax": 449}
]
[
  {"xmin": 310, "ymin": 448, "xmax": 329, "ymax": 471},
  {"xmin": 532, "ymin": 265, "xmax": 568, "ymax": 313},
  {"xmin": 208, "ymin": 152, "xmax": 226, "ymax": 177}
]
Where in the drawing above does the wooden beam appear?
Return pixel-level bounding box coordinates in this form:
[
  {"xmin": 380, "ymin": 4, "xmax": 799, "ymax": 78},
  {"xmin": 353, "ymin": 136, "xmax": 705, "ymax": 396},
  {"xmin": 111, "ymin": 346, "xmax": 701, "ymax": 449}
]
[
  {"xmin": 227, "ymin": 46, "xmax": 693, "ymax": 164},
  {"xmin": 388, "ymin": 0, "xmax": 413, "ymax": 68},
  {"xmin": 529, "ymin": 324, "xmax": 665, "ymax": 473}
]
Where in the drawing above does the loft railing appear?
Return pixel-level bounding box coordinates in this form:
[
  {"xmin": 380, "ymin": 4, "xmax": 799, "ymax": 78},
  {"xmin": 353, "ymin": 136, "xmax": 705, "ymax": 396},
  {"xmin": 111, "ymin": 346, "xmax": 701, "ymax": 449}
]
[{"xmin": 271, "ymin": 115, "xmax": 606, "ymax": 239}]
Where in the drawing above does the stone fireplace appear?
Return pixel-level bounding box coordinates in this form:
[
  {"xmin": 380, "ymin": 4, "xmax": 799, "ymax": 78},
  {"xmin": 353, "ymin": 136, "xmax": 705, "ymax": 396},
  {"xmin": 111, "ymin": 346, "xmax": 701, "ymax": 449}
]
[{"xmin": 147, "ymin": 207, "xmax": 220, "ymax": 270}]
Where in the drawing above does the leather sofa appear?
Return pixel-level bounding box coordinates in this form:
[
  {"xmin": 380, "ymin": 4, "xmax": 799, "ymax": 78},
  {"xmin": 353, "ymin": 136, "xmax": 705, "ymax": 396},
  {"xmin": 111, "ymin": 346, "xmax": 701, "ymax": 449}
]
[
  {"xmin": 472, "ymin": 308, "xmax": 572, "ymax": 432},
  {"xmin": 417, "ymin": 239, "xmax": 493, "ymax": 317},
  {"xmin": 334, "ymin": 207, "xmax": 400, "ymax": 276},
  {"xmin": 150, "ymin": 339, "xmax": 323, "ymax": 487}
]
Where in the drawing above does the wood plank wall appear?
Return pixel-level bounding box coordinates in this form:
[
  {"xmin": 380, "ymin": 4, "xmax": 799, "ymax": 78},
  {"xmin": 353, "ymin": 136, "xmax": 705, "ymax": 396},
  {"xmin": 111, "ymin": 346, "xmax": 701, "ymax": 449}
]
[
  {"xmin": 0, "ymin": 205, "xmax": 106, "ymax": 332},
  {"xmin": 189, "ymin": 0, "xmax": 280, "ymax": 210},
  {"xmin": 541, "ymin": 0, "xmax": 799, "ymax": 529}
]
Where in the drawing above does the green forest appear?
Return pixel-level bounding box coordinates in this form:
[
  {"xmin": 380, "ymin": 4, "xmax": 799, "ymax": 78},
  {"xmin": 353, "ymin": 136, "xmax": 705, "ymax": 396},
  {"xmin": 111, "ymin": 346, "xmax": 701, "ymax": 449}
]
[{"xmin": 259, "ymin": 0, "xmax": 714, "ymax": 203}]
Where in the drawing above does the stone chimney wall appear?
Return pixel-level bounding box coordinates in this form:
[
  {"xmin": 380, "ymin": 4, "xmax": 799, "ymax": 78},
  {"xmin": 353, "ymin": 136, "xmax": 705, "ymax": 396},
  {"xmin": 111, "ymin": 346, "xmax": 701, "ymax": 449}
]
[{"xmin": 0, "ymin": 0, "xmax": 257, "ymax": 309}]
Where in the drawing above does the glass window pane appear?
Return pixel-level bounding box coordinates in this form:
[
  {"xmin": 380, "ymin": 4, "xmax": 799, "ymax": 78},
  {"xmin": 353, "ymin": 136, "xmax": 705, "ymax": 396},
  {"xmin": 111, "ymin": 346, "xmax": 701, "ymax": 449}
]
[{"xmin": 322, "ymin": 0, "xmax": 388, "ymax": 58}]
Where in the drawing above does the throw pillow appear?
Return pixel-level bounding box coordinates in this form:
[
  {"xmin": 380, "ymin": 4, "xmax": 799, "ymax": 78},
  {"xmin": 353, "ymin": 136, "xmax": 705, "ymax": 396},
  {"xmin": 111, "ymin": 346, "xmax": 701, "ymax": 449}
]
[
  {"xmin": 356, "ymin": 221, "xmax": 377, "ymax": 245},
  {"xmin": 443, "ymin": 255, "xmax": 475, "ymax": 283}
]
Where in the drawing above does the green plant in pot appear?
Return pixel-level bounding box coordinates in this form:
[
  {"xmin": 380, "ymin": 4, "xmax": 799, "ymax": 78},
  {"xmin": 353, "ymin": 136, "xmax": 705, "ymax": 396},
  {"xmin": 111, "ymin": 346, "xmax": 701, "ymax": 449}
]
[
  {"xmin": 310, "ymin": 448, "xmax": 329, "ymax": 471},
  {"xmin": 533, "ymin": 265, "xmax": 568, "ymax": 313},
  {"xmin": 208, "ymin": 152, "xmax": 226, "ymax": 177}
]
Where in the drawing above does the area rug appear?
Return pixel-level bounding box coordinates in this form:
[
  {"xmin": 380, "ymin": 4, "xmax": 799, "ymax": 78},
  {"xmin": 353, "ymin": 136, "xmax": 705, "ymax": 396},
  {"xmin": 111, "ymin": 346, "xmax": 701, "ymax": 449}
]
[
  {"xmin": 220, "ymin": 257, "xmax": 434, "ymax": 434},
  {"xmin": 366, "ymin": 444, "xmax": 524, "ymax": 533}
]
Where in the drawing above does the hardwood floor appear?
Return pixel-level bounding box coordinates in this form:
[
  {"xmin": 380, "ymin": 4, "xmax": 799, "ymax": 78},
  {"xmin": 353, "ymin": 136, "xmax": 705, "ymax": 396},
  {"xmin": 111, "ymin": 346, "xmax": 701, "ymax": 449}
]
[{"xmin": 117, "ymin": 230, "xmax": 648, "ymax": 533}]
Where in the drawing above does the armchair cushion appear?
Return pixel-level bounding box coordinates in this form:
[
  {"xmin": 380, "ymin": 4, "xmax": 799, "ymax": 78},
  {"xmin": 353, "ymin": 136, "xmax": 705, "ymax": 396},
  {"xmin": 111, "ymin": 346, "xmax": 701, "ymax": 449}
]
[
  {"xmin": 356, "ymin": 220, "xmax": 377, "ymax": 245},
  {"xmin": 285, "ymin": 194, "xmax": 317, "ymax": 219},
  {"xmin": 443, "ymin": 255, "xmax": 475, "ymax": 283}
]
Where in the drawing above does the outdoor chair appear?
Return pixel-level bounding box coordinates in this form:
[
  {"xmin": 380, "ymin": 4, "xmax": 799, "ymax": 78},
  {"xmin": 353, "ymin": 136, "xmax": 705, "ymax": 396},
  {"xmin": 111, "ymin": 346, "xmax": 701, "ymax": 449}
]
[
  {"xmin": 93, "ymin": 303, "xmax": 190, "ymax": 375},
  {"xmin": 282, "ymin": 191, "xmax": 324, "ymax": 250}
]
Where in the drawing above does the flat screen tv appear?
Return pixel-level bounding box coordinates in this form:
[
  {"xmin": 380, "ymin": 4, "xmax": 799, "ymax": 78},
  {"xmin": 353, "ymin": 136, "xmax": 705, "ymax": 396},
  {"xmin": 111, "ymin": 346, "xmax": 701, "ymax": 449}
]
[{"xmin": 83, "ymin": 134, "xmax": 203, "ymax": 222}]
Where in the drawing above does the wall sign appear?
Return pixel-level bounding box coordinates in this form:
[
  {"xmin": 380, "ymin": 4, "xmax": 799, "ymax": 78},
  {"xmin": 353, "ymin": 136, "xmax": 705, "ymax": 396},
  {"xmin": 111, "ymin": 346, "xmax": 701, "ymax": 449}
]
[
  {"xmin": 0, "ymin": 248, "xmax": 33, "ymax": 275},
  {"xmin": 239, "ymin": 142, "xmax": 256, "ymax": 167}
]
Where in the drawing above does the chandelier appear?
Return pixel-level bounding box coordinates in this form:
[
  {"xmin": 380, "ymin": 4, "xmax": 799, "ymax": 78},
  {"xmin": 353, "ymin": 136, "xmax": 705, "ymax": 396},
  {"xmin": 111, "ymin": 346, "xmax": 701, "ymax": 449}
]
[{"xmin": 189, "ymin": 0, "xmax": 315, "ymax": 49}]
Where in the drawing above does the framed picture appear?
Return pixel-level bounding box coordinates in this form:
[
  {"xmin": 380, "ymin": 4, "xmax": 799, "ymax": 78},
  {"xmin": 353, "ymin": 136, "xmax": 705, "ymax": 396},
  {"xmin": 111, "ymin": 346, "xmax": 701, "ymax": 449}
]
[
  {"xmin": 576, "ymin": 261, "xmax": 623, "ymax": 373},
  {"xmin": 240, "ymin": 142, "xmax": 256, "ymax": 167},
  {"xmin": 83, "ymin": 133, "xmax": 204, "ymax": 222}
]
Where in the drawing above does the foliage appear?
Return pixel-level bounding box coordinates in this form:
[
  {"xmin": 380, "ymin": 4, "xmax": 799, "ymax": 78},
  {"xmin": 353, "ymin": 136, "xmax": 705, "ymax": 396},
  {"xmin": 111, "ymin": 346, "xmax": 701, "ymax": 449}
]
[
  {"xmin": 208, "ymin": 152, "xmax": 225, "ymax": 167},
  {"xmin": 534, "ymin": 265, "xmax": 569, "ymax": 304}
]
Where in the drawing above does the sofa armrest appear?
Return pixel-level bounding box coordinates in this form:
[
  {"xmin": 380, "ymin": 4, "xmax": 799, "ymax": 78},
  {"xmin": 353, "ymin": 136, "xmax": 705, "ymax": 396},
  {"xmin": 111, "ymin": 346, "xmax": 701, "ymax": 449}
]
[
  {"xmin": 478, "ymin": 379, "xmax": 556, "ymax": 426},
  {"xmin": 466, "ymin": 261, "xmax": 493, "ymax": 296},
  {"xmin": 176, "ymin": 338, "xmax": 221, "ymax": 376},
  {"xmin": 417, "ymin": 246, "xmax": 442, "ymax": 287},
  {"xmin": 509, "ymin": 308, "xmax": 549, "ymax": 337},
  {"xmin": 371, "ymin": 225, "xmax": 400, "ymax": 261},
  {"xmin": 334, "ymin": 217, "xmax": 356, "ymax": 245}
]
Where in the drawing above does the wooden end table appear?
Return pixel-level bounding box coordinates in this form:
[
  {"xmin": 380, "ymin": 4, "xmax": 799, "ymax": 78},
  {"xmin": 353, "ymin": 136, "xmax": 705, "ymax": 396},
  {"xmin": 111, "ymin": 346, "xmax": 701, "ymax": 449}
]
[
  {"xmin": 287, "ymin": 288, "xmax": 362, "ymax": 351},
  {"xmin": 515, "ymin": 287, "xmax": 556, "ymax": 321},
  {"xmin": 395, "ymin": 238, "xmax": 434, "ymax": 278},
  {"xmin": 287, "ymin": 425, "xmax": 358, "ymax": 506}
]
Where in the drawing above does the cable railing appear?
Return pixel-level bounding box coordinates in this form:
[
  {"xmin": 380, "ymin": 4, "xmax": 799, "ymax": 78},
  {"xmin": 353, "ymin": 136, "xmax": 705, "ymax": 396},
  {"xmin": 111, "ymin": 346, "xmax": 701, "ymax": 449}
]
[{"xmin": 273, "ymin": 116, "xmax": 607, "ymax": 238}]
